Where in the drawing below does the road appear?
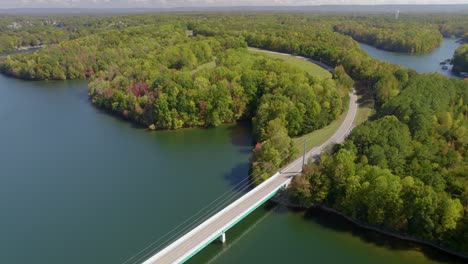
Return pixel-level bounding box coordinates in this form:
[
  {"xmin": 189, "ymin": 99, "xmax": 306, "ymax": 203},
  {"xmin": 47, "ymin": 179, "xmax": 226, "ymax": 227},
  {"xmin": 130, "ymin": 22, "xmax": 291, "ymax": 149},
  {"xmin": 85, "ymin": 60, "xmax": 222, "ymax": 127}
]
[
  {"xmin": 284, "ymin": 91, "xmax": 358, "ymax": 171},
  {"xmin": 143, "ymin": 68, "xmax": 358, "ymax": 264}
]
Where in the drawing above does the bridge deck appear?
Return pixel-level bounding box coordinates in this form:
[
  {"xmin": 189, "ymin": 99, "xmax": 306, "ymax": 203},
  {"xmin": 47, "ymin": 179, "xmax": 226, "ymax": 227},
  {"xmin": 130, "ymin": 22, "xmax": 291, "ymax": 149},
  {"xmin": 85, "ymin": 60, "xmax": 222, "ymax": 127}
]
[
  {"xmin": 145, "ymin": 172, "xmax": 292, "ymax": 264},
  {"xmin": 143, "ymin": 91, "xmax": 357, "ymax": 264}
]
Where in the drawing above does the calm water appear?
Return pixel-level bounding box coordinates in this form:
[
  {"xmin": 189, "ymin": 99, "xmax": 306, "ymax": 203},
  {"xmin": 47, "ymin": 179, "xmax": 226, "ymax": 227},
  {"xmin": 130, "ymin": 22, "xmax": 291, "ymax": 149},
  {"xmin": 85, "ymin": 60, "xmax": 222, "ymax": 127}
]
[
  {"xmin": 0, "ymin": 37, "xmax": 464, "ymax": 264},
  {"xmin": 0, "ymin": 75, "xmax": 252, "ymax": 263},
  {"xmin": 359, "ymin": 38, "xmax": 461, "ymax": 78}
]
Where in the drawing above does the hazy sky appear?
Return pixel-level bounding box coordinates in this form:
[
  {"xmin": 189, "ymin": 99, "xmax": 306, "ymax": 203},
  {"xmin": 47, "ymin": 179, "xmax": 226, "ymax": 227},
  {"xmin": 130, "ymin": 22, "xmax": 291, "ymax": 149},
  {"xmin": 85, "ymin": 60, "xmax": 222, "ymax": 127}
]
[{"xmin": 1, "ymin": 0, "xmax": 467, "ymax": 8}]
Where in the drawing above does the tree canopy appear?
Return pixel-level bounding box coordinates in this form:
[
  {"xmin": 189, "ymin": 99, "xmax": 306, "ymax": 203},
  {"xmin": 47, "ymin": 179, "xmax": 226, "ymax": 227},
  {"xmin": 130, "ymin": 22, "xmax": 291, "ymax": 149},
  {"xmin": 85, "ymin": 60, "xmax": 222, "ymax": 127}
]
[{"xmin": 453, "ymin": 44, "xmax": 468, "ymax": 74}]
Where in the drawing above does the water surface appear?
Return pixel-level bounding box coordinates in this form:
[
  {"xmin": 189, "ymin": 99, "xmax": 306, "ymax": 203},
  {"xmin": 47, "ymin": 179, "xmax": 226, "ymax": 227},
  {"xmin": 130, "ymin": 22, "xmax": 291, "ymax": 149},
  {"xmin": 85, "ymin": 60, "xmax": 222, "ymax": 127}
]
[
  {"xmin": 359, "ymin": 38, "xmax": 461, "ymax": 78},
  {"xmin": 0, "ymin": 75, "xmax": 252, "ymax": 264}
]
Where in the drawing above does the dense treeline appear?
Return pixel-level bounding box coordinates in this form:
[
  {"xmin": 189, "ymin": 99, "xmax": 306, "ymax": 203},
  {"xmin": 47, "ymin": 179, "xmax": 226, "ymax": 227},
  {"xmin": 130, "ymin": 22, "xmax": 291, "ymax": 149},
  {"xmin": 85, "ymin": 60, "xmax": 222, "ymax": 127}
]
[
  {"xmin": 332, "ymin": 15, "xmax": 467, "ymax": 50},
  {"xmin": 190, "ymin": 15, "xmax": 414, "ymax": 106},
  {"xmin": 89, "ymin": 46, "xmax": 345, "ymax": 128},
  {"xmin": 0, "ymin": 26, "xmax": 66, "ymax": 52},
  {"xmin": 436, "ymin": 16, "xmax": 468, "ymax": 41},
  {"xmin": 4, "ymin": 13, "xmax": 449, "ymax": 109},
  {"xmin": 0, "ymin": 24, "xmax": 244, "ymax": 80},
  {"xmin": 0, "ymin": 14, "xmax": 180, "ymax": 53},
  {"xmin": 1, "ymin": 24, "xmax": 190, "ymax": 80},
  {"xmin": 0, "ymin": 15, "xmax": 108, "ymax": 53},
  {"xmin": 291, "ymin": 75, "xmax": 468, "ymax": 253},
  {"xmin": 1, "ymin": 13, "xmax": 467, "ymax": 54},
  {"xmin": 452, "ymin": 44, "xmax": 468, "ymax": 73},
  {"xmin": 333, "ymin": 21, "xmax": 442, "ymax": 53}
]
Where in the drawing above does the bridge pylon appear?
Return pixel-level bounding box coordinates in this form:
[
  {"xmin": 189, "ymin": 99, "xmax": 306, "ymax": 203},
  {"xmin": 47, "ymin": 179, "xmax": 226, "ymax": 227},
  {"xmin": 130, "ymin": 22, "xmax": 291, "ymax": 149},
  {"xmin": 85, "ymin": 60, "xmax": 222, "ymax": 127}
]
[{"xmin": 219, "ymin": 233, "xmax": 226, "ymax": 244}]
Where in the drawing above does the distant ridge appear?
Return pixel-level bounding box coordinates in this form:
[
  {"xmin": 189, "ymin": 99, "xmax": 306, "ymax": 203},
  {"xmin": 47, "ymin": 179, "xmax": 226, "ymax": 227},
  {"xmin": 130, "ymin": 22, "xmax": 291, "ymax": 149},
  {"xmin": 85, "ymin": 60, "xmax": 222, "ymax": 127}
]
[{"xmin": 1, "ymin": 5, "xmax": 468, "ymax": 14}]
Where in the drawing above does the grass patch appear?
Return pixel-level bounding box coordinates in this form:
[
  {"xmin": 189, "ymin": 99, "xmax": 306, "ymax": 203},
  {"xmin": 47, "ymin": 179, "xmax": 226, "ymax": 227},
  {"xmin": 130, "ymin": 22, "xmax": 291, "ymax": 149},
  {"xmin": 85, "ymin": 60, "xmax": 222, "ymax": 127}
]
[
  {"xmin": 354, "ymin": 106, "xmax": 373, "ymax": 127},
  {"xmin": 293, "ymin": 106, "xmax": 349, "ymax": 159},
  {"xmin": 248, "ymin": 48, "xmax": 331, "ymax": 79},
  {"xmin": 192, "ymin": 60, "xmax": 216, "ymax": 74},
  {"xmin": 354, "ymin": 90, "xmax": 375, "ymax": 127},
  {"xmin": 292, "ymin": 93, "xmax": 374, "ymax": 158}
]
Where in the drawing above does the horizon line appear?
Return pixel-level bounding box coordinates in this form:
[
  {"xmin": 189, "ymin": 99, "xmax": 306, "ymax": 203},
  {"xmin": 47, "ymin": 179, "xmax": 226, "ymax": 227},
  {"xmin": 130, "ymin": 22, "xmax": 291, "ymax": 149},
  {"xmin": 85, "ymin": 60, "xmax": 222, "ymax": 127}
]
[{"xmin": 1, "ymin": 3, "xmax": 468, "ymax": 10}]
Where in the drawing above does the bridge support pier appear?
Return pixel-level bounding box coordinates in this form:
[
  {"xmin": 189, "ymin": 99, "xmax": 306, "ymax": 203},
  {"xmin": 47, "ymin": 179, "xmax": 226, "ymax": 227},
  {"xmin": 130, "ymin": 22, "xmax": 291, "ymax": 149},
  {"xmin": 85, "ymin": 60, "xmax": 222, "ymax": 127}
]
[{"xmin": 219, "ymin": 233, "xmax": 226, "ymax": 244}]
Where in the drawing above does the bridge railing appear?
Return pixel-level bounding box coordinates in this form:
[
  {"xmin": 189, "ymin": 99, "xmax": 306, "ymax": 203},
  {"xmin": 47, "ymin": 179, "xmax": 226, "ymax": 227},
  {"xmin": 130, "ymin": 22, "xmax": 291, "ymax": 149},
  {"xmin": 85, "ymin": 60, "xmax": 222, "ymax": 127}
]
[{"xmin": 143, "ymin": 171, "xmax": 287, "ymax": 264}]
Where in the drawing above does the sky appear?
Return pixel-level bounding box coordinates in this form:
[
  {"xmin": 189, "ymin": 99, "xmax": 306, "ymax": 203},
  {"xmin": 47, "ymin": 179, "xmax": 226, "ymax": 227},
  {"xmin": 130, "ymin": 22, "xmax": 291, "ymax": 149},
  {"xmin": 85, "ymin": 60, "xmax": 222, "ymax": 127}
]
[{"xmin": 1, "ymin": 0, "xmax": 466, "ymax": 9}]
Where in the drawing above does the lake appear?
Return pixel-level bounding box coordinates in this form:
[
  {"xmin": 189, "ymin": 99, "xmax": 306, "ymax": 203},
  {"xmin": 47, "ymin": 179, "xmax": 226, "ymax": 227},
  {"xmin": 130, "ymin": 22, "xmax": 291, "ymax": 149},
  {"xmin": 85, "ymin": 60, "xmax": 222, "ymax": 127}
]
[{"xmin": 359, "ymin": 38, "xmax": 461, "ymax": 78}]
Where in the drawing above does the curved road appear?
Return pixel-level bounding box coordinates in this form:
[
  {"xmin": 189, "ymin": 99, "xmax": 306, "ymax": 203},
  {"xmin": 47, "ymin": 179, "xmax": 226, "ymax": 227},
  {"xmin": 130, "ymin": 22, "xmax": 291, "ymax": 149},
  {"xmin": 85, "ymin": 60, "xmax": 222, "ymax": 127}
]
[{"xmin": 143, "ymin": 56, "xmax": 358, "ymax": 264}]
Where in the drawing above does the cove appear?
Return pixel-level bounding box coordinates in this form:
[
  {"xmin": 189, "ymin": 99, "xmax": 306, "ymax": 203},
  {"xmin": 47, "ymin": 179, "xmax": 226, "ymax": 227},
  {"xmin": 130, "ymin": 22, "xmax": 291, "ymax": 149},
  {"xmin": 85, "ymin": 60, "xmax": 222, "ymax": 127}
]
[{"xmin": 359, "ymin": 38, "xmax": 461, "ymax": 78}]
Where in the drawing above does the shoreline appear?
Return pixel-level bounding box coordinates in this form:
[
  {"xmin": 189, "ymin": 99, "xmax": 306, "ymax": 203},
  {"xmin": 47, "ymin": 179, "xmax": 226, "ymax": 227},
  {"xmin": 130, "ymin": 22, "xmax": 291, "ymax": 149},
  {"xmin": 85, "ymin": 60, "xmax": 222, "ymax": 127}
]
[{"xmin": 272, "ymin": 190, "xmax": 468, "ymax": 260}]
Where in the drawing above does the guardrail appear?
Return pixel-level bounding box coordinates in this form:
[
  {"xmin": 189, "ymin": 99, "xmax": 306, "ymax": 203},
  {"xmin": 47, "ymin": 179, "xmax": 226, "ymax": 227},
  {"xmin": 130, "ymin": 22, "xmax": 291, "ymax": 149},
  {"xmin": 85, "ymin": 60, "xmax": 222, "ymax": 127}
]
[{"xmin": 143, "ymin": 172, "xmax": 289, "ymax": 264}]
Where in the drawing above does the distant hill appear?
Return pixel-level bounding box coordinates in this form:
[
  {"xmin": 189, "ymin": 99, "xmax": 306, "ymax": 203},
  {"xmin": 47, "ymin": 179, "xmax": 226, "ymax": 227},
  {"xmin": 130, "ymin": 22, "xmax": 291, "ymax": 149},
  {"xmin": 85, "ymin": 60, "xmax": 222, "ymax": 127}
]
[{"xmin": 1, "ymin": 5, "xmax": 468, "ymax": 15}]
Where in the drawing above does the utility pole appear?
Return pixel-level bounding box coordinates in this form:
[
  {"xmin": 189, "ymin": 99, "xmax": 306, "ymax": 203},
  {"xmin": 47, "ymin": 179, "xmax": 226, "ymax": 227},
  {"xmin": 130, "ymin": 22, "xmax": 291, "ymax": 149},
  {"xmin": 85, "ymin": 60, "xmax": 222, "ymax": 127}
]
[{"xmin": 302, "ymin": 138, "xmax": 307, "ymax": 171}]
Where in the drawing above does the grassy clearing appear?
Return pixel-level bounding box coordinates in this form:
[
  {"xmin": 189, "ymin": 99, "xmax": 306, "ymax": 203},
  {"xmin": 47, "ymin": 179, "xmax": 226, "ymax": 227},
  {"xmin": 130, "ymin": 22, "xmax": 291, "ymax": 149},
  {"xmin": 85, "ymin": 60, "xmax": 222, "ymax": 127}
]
[
  {"xmin": 248, "ymin": 48, "xmax": 331, "ymax": 79},
  {"xmin": 292, "ymin": 92, "xmax": 373, "ymax": 158},
  {"xmin": 192, "ymin": 60, "xmax": 216, "ymax": 74},
  {"xmin": 292, "ymin": 107, "xmax": 349, "ymax": 158},
  {"xmin": 354, "ymin": 106, "xmax": 373, "ymax": 127},
  {"xmin": 354, "ymin": 91, "xmax": 375, "ymax": 127}
]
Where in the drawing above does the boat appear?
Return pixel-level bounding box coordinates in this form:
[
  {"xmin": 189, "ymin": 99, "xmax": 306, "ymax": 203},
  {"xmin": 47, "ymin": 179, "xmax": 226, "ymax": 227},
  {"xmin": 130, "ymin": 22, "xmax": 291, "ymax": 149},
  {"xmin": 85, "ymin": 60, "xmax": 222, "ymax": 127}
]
[
  {"xmin": 440, "ymin": 61, "xmax": 447, "ymax": 65},
  {"xmin": 441, "ymin": 65, "xmax": 448, "ymax": 70}
]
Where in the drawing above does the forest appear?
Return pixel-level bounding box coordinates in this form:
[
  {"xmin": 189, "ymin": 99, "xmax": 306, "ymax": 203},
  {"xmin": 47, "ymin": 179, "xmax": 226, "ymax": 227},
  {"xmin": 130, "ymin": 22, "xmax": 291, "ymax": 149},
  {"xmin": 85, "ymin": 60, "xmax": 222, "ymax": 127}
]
[
  {"xmin": 453, "ymin": 44, "xmax": 468, "ymax": 73},
  {"xmin": 333, "ymin": 19, "xmax": 443, "ymax": 53},
  {"xmin": 0, "ymin": 12, "xmax": 467, "ymax": 255},
  {"xmin": 290, "ymin": 74, "xmax": 468, "ymax": 253},
  {"xmin": 1, "ymin": 13, "xmax": 466, "ymax": 54},
  {"xmin": 0, "ymin": 14, "xmax": 178, "ymax": 53},
  {"xmin": 189, "ymin": 15, "xmax": 414, "ymax": 106}
]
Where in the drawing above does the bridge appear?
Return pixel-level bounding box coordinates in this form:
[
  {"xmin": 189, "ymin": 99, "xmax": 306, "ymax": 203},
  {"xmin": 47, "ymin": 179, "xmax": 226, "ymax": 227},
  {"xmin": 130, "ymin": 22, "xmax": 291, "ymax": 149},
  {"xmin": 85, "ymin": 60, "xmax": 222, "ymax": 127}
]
[{"xmin": 141, "ymin": 90, "xmax": 358, "ymax": 264}]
